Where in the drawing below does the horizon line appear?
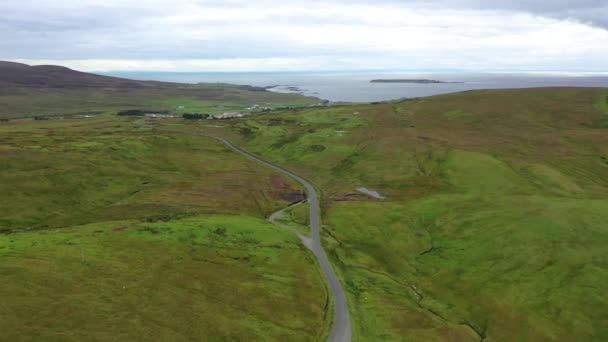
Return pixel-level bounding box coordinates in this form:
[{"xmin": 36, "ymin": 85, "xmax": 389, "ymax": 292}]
[{"xmin": 98, "ymin": 69, "xmax": 608, "ymax": 75}]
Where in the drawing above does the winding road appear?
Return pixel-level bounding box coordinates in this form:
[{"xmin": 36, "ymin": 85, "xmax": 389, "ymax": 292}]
[{"xmin": 159, "ymin": 128, "xmax": 352, "ymax": 342}]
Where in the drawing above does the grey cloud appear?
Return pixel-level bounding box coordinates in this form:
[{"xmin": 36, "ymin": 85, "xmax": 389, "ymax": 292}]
[
  {"xmin": 0, "ymin": 0, "xmax": 607, "ymax": 71},
  {"xmin": 457, "ymin": 0, "xmax": 608, "ymax": 28},
  {"xmin": 338, "ymin": 0, "xmax": 608, "ymax": 28}
]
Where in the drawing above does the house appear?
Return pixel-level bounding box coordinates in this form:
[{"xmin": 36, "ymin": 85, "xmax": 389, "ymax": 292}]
[
  {"xmin": 212, "ymin": 112, "xmax": 245, "ymax": 120},
  {"xmin": 145, "ymin": 113, "xmax": 176, "ymax": 118}
]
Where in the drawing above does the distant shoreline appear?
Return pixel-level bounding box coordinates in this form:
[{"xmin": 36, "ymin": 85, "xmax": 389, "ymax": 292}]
[
  {"xmin": 370, "ymin": 79, "xmax": 464, "ymax": 84},
  {"xmin": 101, "ymin": 71, "xmax": 608, "ymax": 103}
]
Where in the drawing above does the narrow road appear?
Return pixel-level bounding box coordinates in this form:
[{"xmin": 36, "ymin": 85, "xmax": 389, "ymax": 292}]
[
  {"xmin": 160, "ymin": 128, "xmax": 352, "ymax": 342},
  {"xmin": 267, "ymin": 201, "xmax": 314, "ymax": 250}
]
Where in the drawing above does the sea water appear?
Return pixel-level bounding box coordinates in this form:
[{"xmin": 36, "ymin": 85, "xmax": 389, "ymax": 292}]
[{"xmin": 103, "ymin": 71, "xmax": 608, "ymax": 103}]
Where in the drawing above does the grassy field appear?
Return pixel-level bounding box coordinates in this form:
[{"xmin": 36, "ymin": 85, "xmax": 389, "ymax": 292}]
[
  {"xmin": 271, "ymin": 202, "xmax": 311, "ymax": 237},
  {"xmin": 0, "ymin": 116, "xmax": 330, "ymax": 340},
  {"xmin": 596, "ymin": 94, "xmax": 608, "ymax": 115},
  {"xmin": 0, "ymin": 117, "xmax": 308, "ymax": 232},
  {"xmin": 201, "ymin": 87, "xmax": 608, "ymax": 341},
  {"xmin": 0, "ymin": 215, "xmax": 328, "ymax": 341},
  {"xmin": 156, "ymin": 91, "xmax": 318, "ymax": 115},
  {"xmin": 2, "ymin": 87, "xmax": 608, "ymax": 341}
]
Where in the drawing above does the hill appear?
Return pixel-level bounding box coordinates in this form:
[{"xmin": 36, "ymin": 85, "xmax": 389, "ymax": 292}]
[
  {"xmin": 206, "ymin": 87, "xmax": 608, "ymax": 341},
  {"xmin": 0, "ymin": 61, "xmax": 318, "ymax": 119},
  {"xmin": 1, "ymin": 87, "xmax": 607, "ymax": 340},
  {"xmin": 0, "ymin": 116, "xmax": 329, "ymax": 340},
  {"xmin": 0, "ymin": 61, "xmax": 151, "ymax": 89}
]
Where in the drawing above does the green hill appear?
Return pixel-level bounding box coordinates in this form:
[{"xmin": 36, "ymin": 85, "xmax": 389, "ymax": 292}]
[
  {"xmin": 1, "ymin": 86, "xmax": 607, "ymax": 341},
  {"xmin": 208, "ymin": 87, "xmax": 608, "ymax": 341},
  {"xmin": 0, "ymin": 116, "xmax": 329, "ymax": 340}
]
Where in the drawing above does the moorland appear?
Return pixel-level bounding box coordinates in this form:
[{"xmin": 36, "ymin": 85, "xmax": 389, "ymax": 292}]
[{"xmin": 1, "ymin": 63, "xmax": 607, "ymax": 341}]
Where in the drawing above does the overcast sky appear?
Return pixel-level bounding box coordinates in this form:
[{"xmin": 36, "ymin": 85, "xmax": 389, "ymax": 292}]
[{"xmin": 2, "ymin": 0, "xmax": 608, "ymax": 72}]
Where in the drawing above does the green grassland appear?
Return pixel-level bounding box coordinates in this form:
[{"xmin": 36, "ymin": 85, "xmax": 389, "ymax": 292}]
[
  {"xmin": 0, "ymin": 116, "xmax": 330, "ymax": 340},
  {"xmin": 595, "ymin": 93, "xmax": 608, "ymax": 112},
  {"xmin": 271, "ymin": 202, "xmax": 312, "ymax": 237},
  {"xmin": 202, "ymin": 87, "xmax": 608, "ymax": 341},
  {"xmin": 0, "ymin": 215, "xmax": 327, "ymax": 341},
  {"xmin": 0, "ymin": 117, "xmax": 308, "ymax": 232},
  {"xmin": 2, "ymin": 87, "xmax": 608, "ymax": 341},
  {"xmin": 156, "ymin": 91, "xmax": 318, "ymax": 115}
]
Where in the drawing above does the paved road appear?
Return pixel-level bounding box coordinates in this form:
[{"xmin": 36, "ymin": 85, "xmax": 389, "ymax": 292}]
[
  {"xmin": 268, "ymin": 201, "xmax": 314, "ymax": 250},
  {"xmin": 162, "ymin": 128, "xmax": 352, "ymax": 341}
]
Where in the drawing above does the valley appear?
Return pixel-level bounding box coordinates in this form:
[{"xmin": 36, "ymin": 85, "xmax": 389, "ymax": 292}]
[{"xmin": 2, "ymin": 79, "xmax": 607, "ymax": 340}]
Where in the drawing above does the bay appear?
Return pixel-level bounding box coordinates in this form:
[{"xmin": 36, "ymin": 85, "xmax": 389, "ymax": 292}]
[{"xmin": 103, "ymin": 71, "xmax": 608, "ymax": 103}]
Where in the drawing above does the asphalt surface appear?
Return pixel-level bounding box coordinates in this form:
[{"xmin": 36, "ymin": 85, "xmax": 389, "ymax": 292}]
[
  {"xmin": 268, "ymin": 201, "xmax": 314, "ymax": 249},
  {"xmin": 161, "ymin": 128, "xmax": 352, "ymax": 342}
]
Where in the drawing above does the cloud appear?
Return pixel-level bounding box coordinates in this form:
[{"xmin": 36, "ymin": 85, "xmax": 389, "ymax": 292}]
[
  {"xmin": 422, "ymin": 0, "xmax": 608, "ymax": 29},
  {"xmin": 1, "ymin": 0, "xmax": 608, "ymax": 71}
]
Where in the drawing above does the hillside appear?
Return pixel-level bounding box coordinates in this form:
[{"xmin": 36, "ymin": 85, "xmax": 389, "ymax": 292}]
[
  {"xmin": 0, "ymin": 61, "xmax": 152, "ymax": 89},
  {"xmin": 0, "ymin": 62, "xmax": 318, "ymax": 119},
  {"xmin": 0, "ymin": 116, "xmax": 329, "ymax": 340},
  {"xmin": 1, "ymin": 87, "xmax": 607, "ymax": 341},
  {"xmin": 204, "ymin": 87, "xmax": 608, "ymax": 341}
]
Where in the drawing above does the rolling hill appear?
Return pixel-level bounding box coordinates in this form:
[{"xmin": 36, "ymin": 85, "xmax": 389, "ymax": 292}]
[
  {"xmin": 0, "ymin": 61, "xmax": 152, "ymax": 89},
  {"xmin": 207, "ymin": 87, "xmax": 608, "ymax": 341}
]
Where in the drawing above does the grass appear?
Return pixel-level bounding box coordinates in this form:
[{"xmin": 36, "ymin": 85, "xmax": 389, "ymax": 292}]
[
  {"xmin": 0, "ymin": 116, "xmax": 332, "ymax": 340},
  {"xmin": 203, "ymin": 87, "xmax": 608, "ymax": 341},
  {"xmin": 272, "ymin": 202, "xmax": 311, "ymax": 237},
  {"xmin": 158, "ymin": 93, "xmax": 319, "ymax": 115},
  {"xmin": 0, "ymin": 116, "xmax": 306, "ymax": 232},
  {"xmin": 0, "ymin": 215, "xmax": 328, "ymax": 341},
  {"xmin": 325, "ymin": 196, "xmax": 608, "ymax": 341},
  {"xmin": 3, "ymin": 87, "xmax": 608, "ymax": 341},
  {"xmin": 594, "ymin": 92, "xmax": 608, "ymax": 113}
]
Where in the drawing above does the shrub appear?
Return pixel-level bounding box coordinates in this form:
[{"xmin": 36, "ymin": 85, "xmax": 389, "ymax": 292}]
[
  {"xmin": 117, "ymin": 110, "xmax": 146, "ymax": 116},
  {"xmin": 308, "ymin": 144, "xmax": 326, "ymax": 152}
]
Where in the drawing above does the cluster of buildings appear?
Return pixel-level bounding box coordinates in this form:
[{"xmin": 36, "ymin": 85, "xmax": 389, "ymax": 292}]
[
  {"xmin": 145, "ymin": 113, "xmax": 177, "ymax": 118},
  {"xmin": 210, "ymin": 112, "xmax": 246, "ymax": 119},
  {"xmin": 245, "ymin": 104, "xmax": 272, "ymax": 112}
]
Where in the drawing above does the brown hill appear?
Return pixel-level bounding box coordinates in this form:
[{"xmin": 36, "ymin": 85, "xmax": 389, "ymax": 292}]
[
  {"xmin": 0, "ymin": 61, "xmax": 176, "ymax": 89},
  {"xmin": 0, "ymin": 61, "xmax": 317, "ymax": 119}
]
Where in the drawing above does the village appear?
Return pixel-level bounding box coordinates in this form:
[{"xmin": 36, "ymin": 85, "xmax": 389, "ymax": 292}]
[
  {"xmin": 179, "ymin": 103, "xmax": 268, "ymax": 120},
  {"xmin": 110, "ymin": 100, "xmax": 334, "ymax": 121},
  {"xmin": 174, "ymin": 101, "xmax": 331, "ymax": 120}
]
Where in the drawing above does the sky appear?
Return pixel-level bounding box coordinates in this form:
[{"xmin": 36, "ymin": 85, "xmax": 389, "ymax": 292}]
[{"xmin": 1, "ymin": 0, "xmax": 608, "ymax": 72}]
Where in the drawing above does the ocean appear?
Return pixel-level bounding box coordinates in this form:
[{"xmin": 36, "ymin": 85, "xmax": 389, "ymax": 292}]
[{"xmin": 103, "ymin": 71, "xmax": 608, "ymax": 103}]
